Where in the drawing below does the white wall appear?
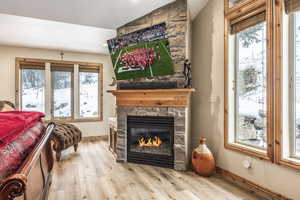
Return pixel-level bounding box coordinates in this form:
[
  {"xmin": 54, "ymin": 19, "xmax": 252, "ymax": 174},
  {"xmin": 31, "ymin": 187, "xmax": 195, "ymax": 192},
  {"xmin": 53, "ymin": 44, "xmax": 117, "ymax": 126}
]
[
  {"xmin": 191, "ymin": 0, "xmax": 300, "ymax": 199},
  {"xmin": 0, "ymin": 45, "xmax": 116, "ymax": 137}
]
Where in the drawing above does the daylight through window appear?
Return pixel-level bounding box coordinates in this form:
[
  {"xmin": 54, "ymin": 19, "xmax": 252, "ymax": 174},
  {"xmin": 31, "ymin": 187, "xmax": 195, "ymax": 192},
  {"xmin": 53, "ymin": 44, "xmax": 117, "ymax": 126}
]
[
  {"xmin": 294, "ymin": 12, "xmax": 300, "ymax": 157},
  {"xmin": 282, "ymin": 10, "xmax": 300, "ymax": 159},
  {"xmin": 79, "ymin": 68, "xmax": 99, "ymax": 118},
  {"xmin": 17, "ymin": 59, "xmax": 103, "ymax": 122},
  {"xmin": 21, "ymin": 68, "xmax": 45, "ymax": 113},
  {"xmin": 225, "ymin": 6, "xmax": 271, "ymax": 159},
  {"xmin": 52, "ymin": 70, "xmax": 73, "ymax": 119},
  {"xmin": 235, "ymin": 22, "xmax": 267, "ymax": 149},
  {"xmin": 225, "ymin": 0, "xmax": 300, "ymax": 167}
]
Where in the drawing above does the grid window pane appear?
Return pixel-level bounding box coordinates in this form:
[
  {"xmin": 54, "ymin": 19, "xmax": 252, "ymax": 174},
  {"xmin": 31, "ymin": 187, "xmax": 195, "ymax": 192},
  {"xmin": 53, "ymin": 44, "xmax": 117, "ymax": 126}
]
[
  {"xmin": 79, "ymin": 72, "xmax": 99, "ymax": 118},
  {"xmin": 235, "ymin": 22, "xmax": 267, "ymax": 149},
  {"xmin": 294, "ymin": 12, "xmax": 300, "ymax": 156},
  {"xmin": 21, "ymin": 69, "xmax": 45, "ymax": 112},
  {"xmin": 52, "ymin": 71, "xmax": 72, "ymax": 118}
]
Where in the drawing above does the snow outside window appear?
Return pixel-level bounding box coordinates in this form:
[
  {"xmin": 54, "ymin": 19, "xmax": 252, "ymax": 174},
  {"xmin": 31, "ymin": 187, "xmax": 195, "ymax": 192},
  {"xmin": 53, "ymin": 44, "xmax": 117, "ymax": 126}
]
[
  {"xmin": 52, "ymin": 71, "xmax": 73, "ymax": 119},
  {"xmin": 79, "ymin": 72, "xmax": 99, "ymax": 118},
  {"xmin": 18, "ymin": 60, "xmax": 102, "ymax": 122},
  {"xmin": 233, "ymin": 22, "xmax": 267, "ymax": 150},
  {"xmin": 21, "ymin": 69, "xmax": 45, "ymax": 113}
]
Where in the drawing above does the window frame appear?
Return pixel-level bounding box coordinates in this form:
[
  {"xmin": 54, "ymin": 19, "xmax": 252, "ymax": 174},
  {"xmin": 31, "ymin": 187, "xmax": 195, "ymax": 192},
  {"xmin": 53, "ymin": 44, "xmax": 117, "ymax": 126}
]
[
  {"xmin": 288, "ymin": 13, "xmax": 300, "ymax": 159},
  {"xmin": 18, "ymin": 63, "xmax": 46, "ymax": 113},
  {"xmin": 233, "ymin": 26, "xmax": 268, "ymax": 151},
  {"xmin": 51, "ymin": 67, "xmax": 74, "ymax": 120},
  {"xmin": 274, "ymin": 0, "xmax": 300, "ymax": 170},
  {"xmin": 78, "ymin": 66, "xmax": 103, "ymax": 121},
  {"xmin": 224, "ymin": 0, "xmax": 274, "ymax": 161},
  {"xmin": 15, "ymin": 57, "xmax": 104, "ymax": 123}
]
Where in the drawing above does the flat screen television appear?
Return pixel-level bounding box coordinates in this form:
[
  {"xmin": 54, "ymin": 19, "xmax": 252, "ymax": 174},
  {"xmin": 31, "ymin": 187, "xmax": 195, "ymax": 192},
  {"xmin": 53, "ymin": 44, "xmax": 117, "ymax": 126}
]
[{"xmin": 107, "ymin": 23, "xmax": 174, "ymax": 80}]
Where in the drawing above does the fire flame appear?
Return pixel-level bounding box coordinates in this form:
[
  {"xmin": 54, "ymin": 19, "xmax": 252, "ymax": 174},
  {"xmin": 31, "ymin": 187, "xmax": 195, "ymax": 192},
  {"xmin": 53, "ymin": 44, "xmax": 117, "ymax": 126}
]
[{"xmin": 138, "ymin": 136, "xmax": 162, "ymax": 147}]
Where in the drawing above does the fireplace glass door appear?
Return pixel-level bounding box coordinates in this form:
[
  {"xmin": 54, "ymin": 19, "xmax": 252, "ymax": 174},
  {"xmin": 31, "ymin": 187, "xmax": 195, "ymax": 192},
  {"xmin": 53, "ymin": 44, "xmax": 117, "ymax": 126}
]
[{"xmin": 127, "ymin": 116, "xmax": 174, "ymax": 168}]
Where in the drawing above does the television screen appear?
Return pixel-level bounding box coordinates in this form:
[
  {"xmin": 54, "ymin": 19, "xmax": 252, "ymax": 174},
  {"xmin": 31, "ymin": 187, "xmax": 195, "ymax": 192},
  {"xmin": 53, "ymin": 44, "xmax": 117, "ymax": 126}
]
[{"xmin": 107, "ymin": 23, "xmax": 174, "ymax": 80}]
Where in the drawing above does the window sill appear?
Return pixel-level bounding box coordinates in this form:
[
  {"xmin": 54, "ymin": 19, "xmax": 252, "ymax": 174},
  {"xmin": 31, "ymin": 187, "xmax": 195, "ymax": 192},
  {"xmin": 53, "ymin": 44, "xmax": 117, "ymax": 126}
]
[
  {"xmin": 45, "ymin": 117, "xmax": 103, "ymax": 124},
  {"xmin": 225, "ymin": 142, "xmax": 271, "ymax": 161},
  {"xmin": 278, "ymin": 157, "xmax": 300, "ymax": 171}
]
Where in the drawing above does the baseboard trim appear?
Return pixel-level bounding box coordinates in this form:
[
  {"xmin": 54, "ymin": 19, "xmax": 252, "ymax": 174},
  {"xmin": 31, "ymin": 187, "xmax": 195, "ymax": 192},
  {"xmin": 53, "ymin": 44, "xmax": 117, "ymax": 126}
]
[
  {"xmin": 82, "ymin": 135, "xmax": 108, "ymax": 143},
  {"xmin": 216, "ymin": 167, "xmax": 291, "ymax": 200}
]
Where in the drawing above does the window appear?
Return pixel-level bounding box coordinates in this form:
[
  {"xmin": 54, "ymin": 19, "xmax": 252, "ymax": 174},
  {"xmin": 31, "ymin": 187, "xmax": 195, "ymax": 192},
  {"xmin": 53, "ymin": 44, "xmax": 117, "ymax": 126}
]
[
  {"xmin": 225, "ymin": 1, "xmax": 273, "ymax": 160},
  {"xmin": 276, "ymin": 0, "xmax": 300, "ymax": 169},
  {"xmin": 226, "ymin": 0, "xmax": 300, "ymax": 169},
  {"xmin": 79, "ymin": 68, "xmax": 100, "ymax": 118},
  {"xmin": 21, "ymin": 66, "xmax": 45, "ymax": 112},
  {"xmin": 234, "ymin": 22, "xmax": 267, "ymax": 149},
  {"xmin": 52, "ymin": 67, "xmax": 73, "ymax": 119},
  {"xmin": 287, "ymin": 11, "xmax": 300, "ymax": 158},
  {"xmin": 294, "ymin": 12, "xmax": 300, "ymax": 157},
  {"xmin": 16, "ymin": 58, "xmax": 103, "ymax": 122}
]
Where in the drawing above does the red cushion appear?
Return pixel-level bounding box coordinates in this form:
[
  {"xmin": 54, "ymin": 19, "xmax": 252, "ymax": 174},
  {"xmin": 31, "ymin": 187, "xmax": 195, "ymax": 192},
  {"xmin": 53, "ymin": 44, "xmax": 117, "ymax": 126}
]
[{"xmin": 0, "ymin": 111, "xmax": 44, "ymax": 148}]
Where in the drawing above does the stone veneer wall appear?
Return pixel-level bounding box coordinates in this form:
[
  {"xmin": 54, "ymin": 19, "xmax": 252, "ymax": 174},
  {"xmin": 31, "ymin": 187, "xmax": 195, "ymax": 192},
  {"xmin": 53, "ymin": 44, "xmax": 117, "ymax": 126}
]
[
  {"xmin": 114, "ymin": 0, "xmax": 192, "ymax": 171},
  {"xmin": 116, "ymin": 106, "xmax": 190, "ymax": 171},
  {"xmin": 116, "ymin": 0, "xmax": 189, "ymax": 88}
]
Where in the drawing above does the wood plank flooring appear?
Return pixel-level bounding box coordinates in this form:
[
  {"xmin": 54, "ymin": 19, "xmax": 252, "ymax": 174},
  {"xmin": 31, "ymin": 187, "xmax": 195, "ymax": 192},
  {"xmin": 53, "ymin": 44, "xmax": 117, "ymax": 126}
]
[{"xmin": 48, "ymin": 140, "xmax": 263, "ymax": 200}]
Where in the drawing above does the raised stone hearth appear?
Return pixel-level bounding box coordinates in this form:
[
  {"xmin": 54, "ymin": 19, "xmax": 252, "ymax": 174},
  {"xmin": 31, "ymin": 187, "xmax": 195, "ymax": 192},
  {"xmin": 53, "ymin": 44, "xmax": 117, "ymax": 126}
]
[{"xmin": 108, "ymin": 89, "xmax": 194, "ymax": 171}]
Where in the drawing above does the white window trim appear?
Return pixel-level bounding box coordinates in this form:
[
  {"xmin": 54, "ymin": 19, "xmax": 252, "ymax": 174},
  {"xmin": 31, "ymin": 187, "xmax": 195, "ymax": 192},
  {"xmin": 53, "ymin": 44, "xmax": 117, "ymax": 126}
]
[{"xmin": 288, "ymin": 13, "xmax": 300, "ymax": 160}]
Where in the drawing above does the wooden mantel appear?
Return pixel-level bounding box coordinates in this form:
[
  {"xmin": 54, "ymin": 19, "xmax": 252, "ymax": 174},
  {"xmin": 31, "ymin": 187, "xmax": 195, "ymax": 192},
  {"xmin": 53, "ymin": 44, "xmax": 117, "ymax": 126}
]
[{"xmin": 107, "ymin": 88, "xmax": 195, "ymax": 107}]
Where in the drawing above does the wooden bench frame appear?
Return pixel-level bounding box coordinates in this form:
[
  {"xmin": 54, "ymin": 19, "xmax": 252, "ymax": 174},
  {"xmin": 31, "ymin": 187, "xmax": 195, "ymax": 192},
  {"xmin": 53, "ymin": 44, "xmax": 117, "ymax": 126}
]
[{"xmin": 0, "ymin": 123, "xmax": 55, "ymax": 200}]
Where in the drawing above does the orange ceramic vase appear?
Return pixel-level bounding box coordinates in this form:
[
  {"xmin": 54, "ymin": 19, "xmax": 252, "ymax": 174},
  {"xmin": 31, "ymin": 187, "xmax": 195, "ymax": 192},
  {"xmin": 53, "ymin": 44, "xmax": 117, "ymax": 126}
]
[{"xmin": 192, "ymin": 137, "xmax": 215, "ymax": 177}]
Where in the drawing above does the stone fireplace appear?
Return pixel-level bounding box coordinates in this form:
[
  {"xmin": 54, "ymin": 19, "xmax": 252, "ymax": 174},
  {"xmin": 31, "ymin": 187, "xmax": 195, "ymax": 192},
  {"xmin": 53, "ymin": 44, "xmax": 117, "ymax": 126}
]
[
  {"xmin": 108, "ymin": 89, "xmax": 194, "ymax": 171},
  {"xmin": 108, "ymin": 0, "xmax": 193, "ymax": 171}
]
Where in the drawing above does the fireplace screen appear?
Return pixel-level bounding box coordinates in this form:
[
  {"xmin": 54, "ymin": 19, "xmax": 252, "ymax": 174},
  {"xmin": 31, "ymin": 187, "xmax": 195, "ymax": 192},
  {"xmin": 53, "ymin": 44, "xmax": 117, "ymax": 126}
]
[{"xmin": 127, "ymin": 116, "xmax": 174, "ymax": 168}]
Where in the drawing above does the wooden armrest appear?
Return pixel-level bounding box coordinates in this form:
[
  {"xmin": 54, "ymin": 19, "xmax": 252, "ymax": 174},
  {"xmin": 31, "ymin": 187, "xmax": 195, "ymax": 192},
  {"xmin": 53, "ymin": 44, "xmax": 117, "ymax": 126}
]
[{"xmin": 0, "ymin": 174, "xmax": 27, "ymax": 200}]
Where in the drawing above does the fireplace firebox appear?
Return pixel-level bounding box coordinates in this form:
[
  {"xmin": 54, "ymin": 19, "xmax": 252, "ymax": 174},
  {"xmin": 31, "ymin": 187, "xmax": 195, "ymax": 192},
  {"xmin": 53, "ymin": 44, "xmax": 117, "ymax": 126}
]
[{"xmin": 127, "ymin": 116, "xmax": 174, "ymax": 168}]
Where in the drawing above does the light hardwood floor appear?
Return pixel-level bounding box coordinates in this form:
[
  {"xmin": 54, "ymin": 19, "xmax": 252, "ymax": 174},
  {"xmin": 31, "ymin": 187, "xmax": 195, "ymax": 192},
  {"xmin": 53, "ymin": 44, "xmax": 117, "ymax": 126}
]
[{"xmin": 48, "ymin": 140, "xmax": 263, "ymax": 200}]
